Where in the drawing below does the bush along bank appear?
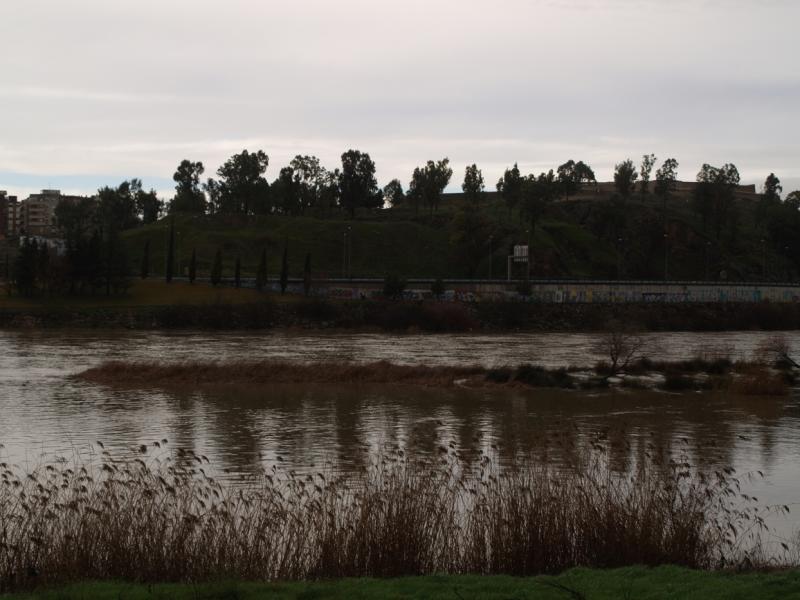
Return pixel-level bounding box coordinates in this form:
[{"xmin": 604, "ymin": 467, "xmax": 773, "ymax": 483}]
[{"xmin": 3, "ymin": 299, "xmax": 800, "ymax": 332}]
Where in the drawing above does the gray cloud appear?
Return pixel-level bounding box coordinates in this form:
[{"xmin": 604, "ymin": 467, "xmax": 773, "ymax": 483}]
[{"xmin": 1, "ymin": 0, "xmax": 798, "ymax": 196}]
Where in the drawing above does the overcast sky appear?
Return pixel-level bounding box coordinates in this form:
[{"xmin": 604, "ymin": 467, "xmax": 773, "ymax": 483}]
[{"xmin": 1, "ymin": 0, "xmax": 798, "ymax": 199}]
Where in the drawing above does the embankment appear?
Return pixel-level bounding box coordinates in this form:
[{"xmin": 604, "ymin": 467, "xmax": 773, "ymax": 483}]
[{"xmin": 4, "ymin": 298, "xmax": 800, "ymax": 332}]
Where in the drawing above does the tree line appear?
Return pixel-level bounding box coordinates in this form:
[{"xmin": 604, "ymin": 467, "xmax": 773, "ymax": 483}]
[{"xmin": 11, "ymin": 149, "xmax": 795, "ymax": 294}]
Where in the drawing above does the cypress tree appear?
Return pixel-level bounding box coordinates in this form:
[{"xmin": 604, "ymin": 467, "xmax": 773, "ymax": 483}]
[
  {"xmin": 211, "ymin": 248, "xmax": 222, "ymax": 286},
  {"xmin": 13, "ymin": 237, "xmax": 37, "ymax": 297},
  {"xmin": 256, "ymin": 248, "xmax": 267, "ymax": 291},
  {"xmin": 234, "ymin": 256, "xmax": 241, "ymax": 289},
  {"xmin": 280, "ymin": 241, "xmax": 289, "ymax": 294},
  {"xmin": 166, "ymin": 218, "xmax": 175, "ymax": 283},
  {"xmin": 140, "ymin": 240, "xmax": 150, "ymax": 279},
  {"xmin": 189, "ymin": 248, "xmax": 196, "ymax": 284},
  {"xmin": 303, "ymin": 253, "xmax": 311, "ymax": 296}
]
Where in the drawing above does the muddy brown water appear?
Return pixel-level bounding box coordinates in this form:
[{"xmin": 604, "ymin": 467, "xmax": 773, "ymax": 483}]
[{"xmin": 1, "ymin": 329, "xmax": 799, "ymax": 547}]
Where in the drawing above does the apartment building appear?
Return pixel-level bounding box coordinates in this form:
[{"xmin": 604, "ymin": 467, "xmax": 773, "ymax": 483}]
[
  {"xmin": 0, "ymin": 191, "xmax": 20, "ymax": 239},
  {"xmin": 18, "ymin": 189, "xmax": 86, "ymax": 237}
]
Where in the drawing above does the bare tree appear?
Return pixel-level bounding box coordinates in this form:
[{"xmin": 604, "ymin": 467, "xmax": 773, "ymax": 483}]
[{"xmin": 595, "ymin": 322, "xmax": 647, "ymax": 376}]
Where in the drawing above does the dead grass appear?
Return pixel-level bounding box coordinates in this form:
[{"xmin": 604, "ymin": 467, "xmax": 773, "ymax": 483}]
[{"xmin": 76, "ymin": 360, "xmax": 486, "ymax": 388}]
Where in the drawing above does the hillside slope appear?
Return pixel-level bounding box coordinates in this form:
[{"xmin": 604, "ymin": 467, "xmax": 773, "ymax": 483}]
[{"xmin": 121, "ymin": 188, "xmax": 796, "ymax": 282}]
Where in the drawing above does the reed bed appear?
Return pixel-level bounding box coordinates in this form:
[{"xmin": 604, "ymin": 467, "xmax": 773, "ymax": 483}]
[
  {"xmin": 76, "ymin": 360, "xmax": 485, "ymax": 388},
  {"xmin": 0, "ymin": 440, "xmax": 787, "ymax": 592}
]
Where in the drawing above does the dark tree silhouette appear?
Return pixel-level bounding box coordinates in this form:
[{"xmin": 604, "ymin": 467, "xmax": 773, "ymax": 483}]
[
  {"xmin": 136, "ymin": 188, "xmax": 162, "ymax": 223},
  {"xmin": 256, "ymin": 248, "xmax": 267, "ymax": 291},
  {"xmin": 171, "ymin": 160, "xmax": 206, "ymax": 213},
  {"xmin": 206, "ymin": 150, "xmax": 270, "ymax": 215},
  {"xmin": 462, "ymin": 164, "xmax": 485, "ymax": 205},
  {"xmin": 211, "ymin": 248, "xmax": 222, "ymax": 286},
  {"xmin": 339, "ymin": 150, "xmax": 378, "ymax": 218},
  {"xmin": 614, "ymin": 159, "xmax": 639, "ymax": 199},
  {"xmin": 639, "ymin": 154, "xmax": 657, "ymax": 197},
  {"xmin": 165, "ymin": 218, "xmax": 175, "ymax": 283},
  {"xmin": 303, "ymin": 253, "xmax": 312, "ymax": 296},
  {"xmin": 496, "ymin": 163, "xmax": 523, "ymax": 219},
  {"xmin": 409, "ymin": 158, "xmax": 452, "ymax": 218},
  {"xmin": 280, "ymin": 242, "xmax": 289, "ymax": 293},
  {"xmin": 764, "ymin": 173, "xmax": 782, "ymax": 202},
  {"xmin": 383, "ymin": 179, "xmax": 405, "ymax": 207},
  {"xmin": 189, "ymin": 248, "xmax": 197, "ymax": 284},
  {"xmin": 140, "ymin": 240, "xmax": 150, "ymax": 279}
]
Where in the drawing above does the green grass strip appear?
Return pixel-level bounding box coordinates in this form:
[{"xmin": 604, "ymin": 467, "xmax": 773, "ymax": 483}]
[{"xmin": 5, "ymin": 567, "xmax": 800, "ymax": 600}]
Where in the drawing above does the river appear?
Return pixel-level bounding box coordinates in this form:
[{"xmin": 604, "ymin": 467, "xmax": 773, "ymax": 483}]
[{"xmin": 1, "ymin": 329, "xmax": 799, "ymax": 546}]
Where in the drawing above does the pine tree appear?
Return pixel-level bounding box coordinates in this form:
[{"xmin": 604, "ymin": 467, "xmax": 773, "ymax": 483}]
[
  {"xmin": 280, "ymin": 241, "xmax": 289, "ymax": 294},
  {"xmin": 211, "ymin": 248, "xmax": 222, "ymax": 286},
  {"xmin": 189, "ymin": 248, "xmax": 196, "ymax": 284},
  {"xmin": 234, "ymin": 256, "xmax": 241, "ymax": 289},
  {"xmin": 303, "ymin": 253, "xmax": 311, "ymax": 296},
  {"xmin": 140, "ymin": 240, "xmax": 150, "ymax": 279},
  {"xmin": 166, "ymin": 218, "xmax": 175, "ymax": 283},
  {"xmin": 256, "ymin": 248, "xmax": 267, "ymax": 291}
]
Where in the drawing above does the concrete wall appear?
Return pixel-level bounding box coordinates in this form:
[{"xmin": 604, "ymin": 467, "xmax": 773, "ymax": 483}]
[{"xmin": 298, "ymin": 279, "xmax": 800, "ymax": 304}]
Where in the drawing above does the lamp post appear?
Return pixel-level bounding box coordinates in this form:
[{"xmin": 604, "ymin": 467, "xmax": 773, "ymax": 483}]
[
  {"xmin": 616, "ymin": 237, "xmax": 623, "ymax": 280},
  {"xmin": 663, "ymin": 233, "xmax": 669, "ymax": 281},
  {"xmin": 761, "ymin": 238, "xmax": 766, "ymax": 281},
  {"xmin": 705, "ymin": 241, "xmax": 711, "ymax": 281}
]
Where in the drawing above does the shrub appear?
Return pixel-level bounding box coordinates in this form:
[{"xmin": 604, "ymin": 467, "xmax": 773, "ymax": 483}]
[
  {"xmin": 513, "ymin": 364, "xmax": 574, "ymax": 388},
  {"xmin": 662, "ymin": 373, "xmax": 697, "ymax": 391},
  {"xmin": 430, "ymin": 278, "xmax": 445, "ymax": 298},
  {"xmin": 383, "ymin": 274, "xmax": 406, "ymax": 300}
]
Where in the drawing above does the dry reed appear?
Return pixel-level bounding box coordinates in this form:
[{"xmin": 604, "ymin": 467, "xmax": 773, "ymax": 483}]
[
  {"xmin": 75, "ymin": 360, "xmax": 485, "ymax": 388},
  {"xmin": 0, "ymin": 440, "xmax": 786, "ymax": 592}
]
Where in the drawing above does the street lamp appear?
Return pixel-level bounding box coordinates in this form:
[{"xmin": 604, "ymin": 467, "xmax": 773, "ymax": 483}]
[
  {"xmin": 663, "ymin": 233, "xmax": 669, "ymax": 281},
  {"xmin": 761, "ymin": 238, "xmax": 766, "ymax": 281},
  {"xmin": 616, "ymin": 237, "xmax": 623, "ymax": 280},
  {"xmin": 705, "ymin": 241, "xmax": 712, "ymax": 281}
]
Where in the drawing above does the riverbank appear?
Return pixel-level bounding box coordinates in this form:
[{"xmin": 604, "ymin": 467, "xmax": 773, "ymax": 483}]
[
  {"xmin": 7, "ymin": 568, "xmax": 800, "ymax": 599},
  {"xmin": 75, "ymin": 356, "xmax": 797, "ymax": 395},
  {"xmin": 3, "ymin": 282, "xmax": 800, "ymax": 332}
]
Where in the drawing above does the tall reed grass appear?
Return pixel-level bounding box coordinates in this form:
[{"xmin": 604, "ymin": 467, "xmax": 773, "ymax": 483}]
[{"xmin": 0, "ymin": 441, "xmax": 788, "ymax": 591}]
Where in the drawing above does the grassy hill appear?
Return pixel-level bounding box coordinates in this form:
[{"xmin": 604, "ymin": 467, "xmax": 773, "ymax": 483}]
[{"xmin": 120, "ymin": 187, "xmax": 797, "ymax": 282}]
